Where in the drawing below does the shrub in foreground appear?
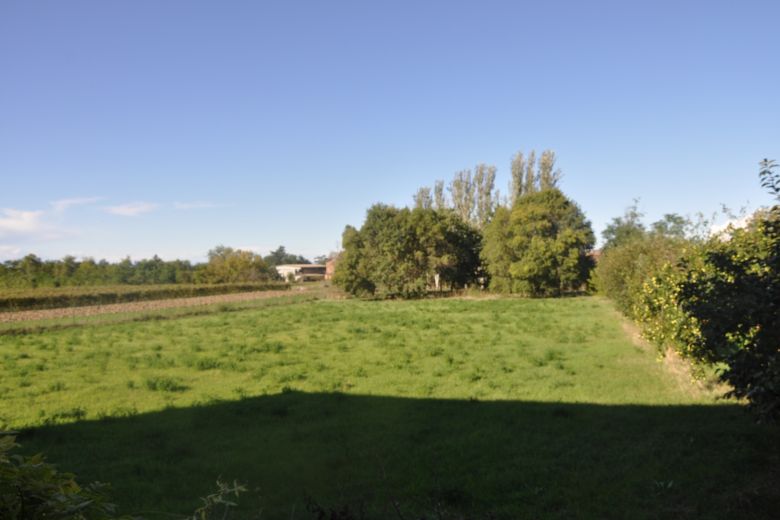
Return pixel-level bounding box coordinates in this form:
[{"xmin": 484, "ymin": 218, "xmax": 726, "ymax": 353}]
[{"xmin": 0, "ymin": 434, "xmax": 125, "ymax": 519}]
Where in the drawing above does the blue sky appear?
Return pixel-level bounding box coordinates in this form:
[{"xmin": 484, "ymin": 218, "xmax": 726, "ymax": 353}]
[{"xmin": 1, "ymin": 0, "xmax": 778, "ymax": 262}]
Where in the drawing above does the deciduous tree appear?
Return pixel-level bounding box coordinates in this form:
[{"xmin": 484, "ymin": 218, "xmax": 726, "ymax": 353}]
[{"xmin": 482, "ymin": 188, "xmax": 594, "ymax": 296}]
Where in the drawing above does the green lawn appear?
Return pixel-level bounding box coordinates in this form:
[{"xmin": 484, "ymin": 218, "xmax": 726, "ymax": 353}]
[{"xmin": 1, "ymin": 297, "xmax": 777, "ymax": 518}]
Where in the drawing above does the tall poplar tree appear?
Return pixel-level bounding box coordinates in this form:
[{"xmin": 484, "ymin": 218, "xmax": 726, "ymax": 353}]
[
  {"xmin": 449, "ymin": 169, "xmax": 475, "ymax": 224},
  {"xmin": 524, "ymin": 150, "xmax": 537, "ymax": 195},
  {"xmin": 413, "ymin": 187, "xmax": 433, "ymax": 209},
  {"xmin": 510, "ymin": 151, "xmax": 526, "ymax": 205},
  {"xmin": 434, "ymin": 180, "xmax": 447, "ymax": 210},
  {"xmin": 474, "ymin": 163, "xmax": 497, "ymax": 229},
  {"xmin": 538, "ymin": 150, "xmax": 561, "ymax": 190}
]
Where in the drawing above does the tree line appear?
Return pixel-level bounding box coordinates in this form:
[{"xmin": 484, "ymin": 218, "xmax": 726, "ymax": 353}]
[
  {"xmin": 336, "ymin": 151, "xmax": 779, "ymax": 421},
  {"xmin": 0, "ymin": 245, "xmax": 313, "ymax": 289},
  {"xmin": 593, "ymin": 160, "xmax": 779, "ymax": 422},
  {"xmin": 335, "ymin": 149, "xmax": 595, "ymax": 297}
]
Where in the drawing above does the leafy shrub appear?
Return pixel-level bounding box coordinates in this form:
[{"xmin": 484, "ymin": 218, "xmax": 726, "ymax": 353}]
[
  {"xmin": 592, "ymin": 234, "xmax": 687, "ymax": 317},
  {"xmin": 600, "ymin": 161, "xmax": 780, "ymax": 421},
  {"xmin": 638, "ymin": 211, "xmax": 779, "ymax": 420},
  {"xmin": 0, "ymin": 434, "xmax": 125, "ymax": 519}
]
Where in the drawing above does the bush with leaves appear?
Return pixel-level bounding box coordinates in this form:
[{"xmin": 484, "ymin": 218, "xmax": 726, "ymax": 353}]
[
  {"xmin": 0, "ymin": 434, "xmax": 127, "ymax": 520},
  {"xmin": 194, "ymin": 246, "xmax": 278, "ymax": 283},
  {"xmin": 633, "ymin": 160, "xmax": 780, "ymax": 421},
  {"xmin": 636, "ymin": 209, "xmax": 779, "ymax": 420},
  {"xmin": 593, "ymin": 216, "xmax": 691, "ymax": 317}
]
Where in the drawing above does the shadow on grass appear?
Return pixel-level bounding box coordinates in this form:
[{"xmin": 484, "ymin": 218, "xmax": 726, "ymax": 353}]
[{"xmin": 18, "ymin": 392, "xmax": 779, "ymax": 519}]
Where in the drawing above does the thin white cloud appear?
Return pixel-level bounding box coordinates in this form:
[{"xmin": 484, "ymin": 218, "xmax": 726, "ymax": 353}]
[
  {"xmin": 710, "ymin": 214, "xmax": 752, "ymax": 237},
  {"xmin": 174, "ymin": 201, "xmax": 220, "ymax": 210},
  {"xmin": 104, "ymin": 202, "xmax": 159, "ymax": 217},
  {"xmin": 50, "ymin": 196, "xmax": 103, "ymax": 213},
  {"xmin": 0, "ymin": 244, "xmax": 23, "ymax": 260},
  {"xmin": 0, "ymin": 208, "xmax": 45, "ymax": 237}
]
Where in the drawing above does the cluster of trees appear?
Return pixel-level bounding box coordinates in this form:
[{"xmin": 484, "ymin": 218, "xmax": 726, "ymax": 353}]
[
  {"xmin": 336, "ymin": 149, "xmax": 595, "ymax": 297},
  {"xmin": 263, "ymin": 246, "xmax": 311, "ymax": 267},
  {"xmin": 595, "ymin": 160, "xmax": 780, "ymax": 421},
  {"xmin": 0, "ymin": 255, "xmax": 197, "ymax": 288},
  {"xmin": 413, "ymin": 163, "xmax": 499, "ymax": 230},
  {"xmin": 195, "ymin": 246, "xmax": 278, "ymax": 284},
  {"xmin": 0, "ymin": 245, "xmax": 313, "ymax": 288},
  {"xmin": 334, "ymin": 205, "xmax": 482, "ymax": 297}
]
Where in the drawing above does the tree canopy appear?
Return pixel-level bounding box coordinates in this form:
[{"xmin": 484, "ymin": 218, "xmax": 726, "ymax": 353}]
[
  {"xmin": 195, "ymin": 246, "xmax": 277, "ymax": 283},
  {"xmin": 482, "ymin": 188, "xmax": 594, "ymax": 296},
  {"xmin": 263, "ymin": 246, "xmax": 310, "ymax": 267},
  {"xmin": 333, "ymin": 205, "xmax": 482, "ymax": 297}
]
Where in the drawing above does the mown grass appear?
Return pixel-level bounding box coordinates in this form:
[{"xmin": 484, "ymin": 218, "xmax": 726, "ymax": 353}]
[{"xmin": 2, "ymin": 297, "xmax": 777, "ymax": 519}]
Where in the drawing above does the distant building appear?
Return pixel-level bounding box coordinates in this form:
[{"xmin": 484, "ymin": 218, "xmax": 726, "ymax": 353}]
[
  {"xmin": 325, "ymin": 255, "xmax": 339, "ymax": 280},
  {"xmin": 275, "ymin": 264, "xmax": 326, "ymax": 282}
]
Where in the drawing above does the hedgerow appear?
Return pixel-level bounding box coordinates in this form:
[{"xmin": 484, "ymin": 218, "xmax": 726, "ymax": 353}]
[
  {"xmin": 598, "ymin": 160, "xmax": 780, "ymax": 421},
  {"xmin": 637, "ymin": 210, "xmax": 779, "ymax": 420},
  {"xmin": 0, "ymin": 282, "xmax": 288, "ymax": 312}
]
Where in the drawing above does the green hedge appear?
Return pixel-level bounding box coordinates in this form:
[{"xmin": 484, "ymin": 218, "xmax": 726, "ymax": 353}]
[
  {"xmin": 591, "ymin": 234, "xmax": 687, "ymax": 317},
  {"xmin": 636, "ymin": 213, "xmax": 779, "ymax": 421},
  {"xmin": 596, "ymin": 209, "xmax": 779, "ymax": 422},
  {"xmin": 0, "ymin": 283, "xmax": 289, "ymax": 312}
]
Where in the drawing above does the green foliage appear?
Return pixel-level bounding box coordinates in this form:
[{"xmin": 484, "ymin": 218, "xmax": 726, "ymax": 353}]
[
  {"xmin": 482, "ymin": 188, "xmax": 594, "ymax": 296},
  {"xmin": 0, "ymin": 283, "xmax": 286, "ymax": 312},
  {"xmin": 195, "ymin": 246, "xmax": 278, "ymax": 283},
  {"xmin": 263, "ymin": 246, "xmax": 310, "ymax": 267},
  {"xmin": 0, "ymin": 245, "xmax": 310, "ymax": 289},
  {"xmin": 759, "ymin": 158, "xmax": 780, "ymax": 198},
  {"xmin": 0, "ymin": 255, "xmax": 196, "ymax": 289},
  {"xmin": 0, "ymin": 434, "xmax": 124, "ymax": 519},
  {"xmin": 334, "ymin": 206, "xmax": 481, "ymax": 297},
  {"xmin": 593, "ymin": 233, "xmax": 689, "ymax": 317},
  {"xmin": 637, "ymin": 212, "xmax": 780, "ymax": 420},
  {"xmin": 601, "ymin": 201, "xmax": 646, "ymax": 250},
  {"xmin": 412, "ymin": 186, "xmax": 433, "ymax": 210},
  {"xmin": 603, "ymin": 161, "xmax": 780, "ymax": 421}
]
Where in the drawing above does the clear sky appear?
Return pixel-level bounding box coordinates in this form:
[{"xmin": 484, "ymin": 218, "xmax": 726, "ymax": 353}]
[{"xmin": 1, "ymin": 0, "xmax": 778, "ymax": 262}]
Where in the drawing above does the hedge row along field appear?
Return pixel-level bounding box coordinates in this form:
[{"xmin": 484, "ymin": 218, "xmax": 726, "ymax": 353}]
[
  {"xmin": 594, "ymin": 161, "xmax": 780, "ymax": 422},
  {"xmin": 0, "ymin": 282, "xmax": 289, "ymax": 312}
]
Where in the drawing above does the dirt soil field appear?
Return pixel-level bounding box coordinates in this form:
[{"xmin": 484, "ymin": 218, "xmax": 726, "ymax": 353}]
[{"xmin": 0, "ymin": 289, "xmax": 297, "ymax": 323}]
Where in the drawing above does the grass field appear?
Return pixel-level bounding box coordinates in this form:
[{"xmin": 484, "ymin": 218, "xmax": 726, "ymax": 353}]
[{"xmin": 1, "ymin": 296, "xmax": 777, "ymax": 518}]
